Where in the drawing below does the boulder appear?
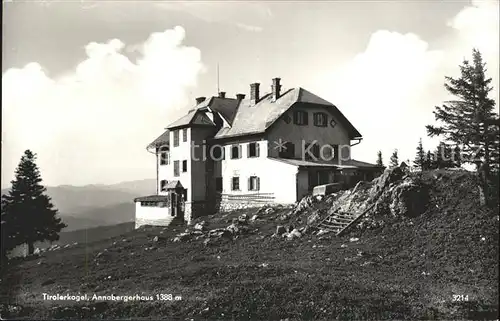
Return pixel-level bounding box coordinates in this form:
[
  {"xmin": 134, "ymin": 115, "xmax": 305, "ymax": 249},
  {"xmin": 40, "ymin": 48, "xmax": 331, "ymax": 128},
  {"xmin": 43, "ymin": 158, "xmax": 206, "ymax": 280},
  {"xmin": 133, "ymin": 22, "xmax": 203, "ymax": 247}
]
[
  {"xmin": 153, "ymin": 235, "xmax": 168, "ymax": 243},
  {"xmin": 238, "ymin": 214, "xmax": 249, "ymax": 224},
  {"xmin": 264, "ymin": 207, "xmax": 275, "ymax": 215},
  {"xmin": 293, "ymin": 195, "xmax": 316, "ymax": 214},
  {"xmin": 173, "ymin": 232, "xmax": 191, "ymax": 242},
  {"xmin": 226, "ymin": 224, "xmax": 239, "ymax": 234},
  {"xmin": 250, "ymin": 214, "xmax": 259, "ymax": 221},
  {"xmin": 194, "ymin": 221, "xmax": 207, "ymax": 231},
  {"xmin": 316, "ymin": 229, "xmax": 330, "ymax": 236},
  {"xmin": 287, "ymin": 229, "xmax": 302, "ymax": 240}
]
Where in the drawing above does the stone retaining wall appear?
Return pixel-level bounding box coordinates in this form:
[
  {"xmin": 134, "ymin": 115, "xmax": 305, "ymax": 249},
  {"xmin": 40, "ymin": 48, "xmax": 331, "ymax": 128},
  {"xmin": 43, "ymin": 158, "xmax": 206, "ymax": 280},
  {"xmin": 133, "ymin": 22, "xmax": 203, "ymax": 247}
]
[{"xmin": 218, "ymin": 193, "xmax": 276, "ymax": 212}]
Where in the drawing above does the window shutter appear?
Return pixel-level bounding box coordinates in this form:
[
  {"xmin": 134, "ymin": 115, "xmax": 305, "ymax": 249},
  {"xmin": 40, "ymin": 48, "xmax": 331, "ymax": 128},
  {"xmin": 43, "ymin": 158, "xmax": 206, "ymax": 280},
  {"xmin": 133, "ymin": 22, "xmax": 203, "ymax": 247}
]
[
  {"xmin": 239, "ymin": 145, "xmax": 242, "ymax": 158},
  {"xmin": 304, "ymin": 112, "xmax": 308, "ymax": 125},
  {"xmin": 256, "ymin": 143, "xmax": 260, "ymax": 157},
  {"xmin": 247, "ymin": 143, "xmax": 250, "ymax": 158},
  {"xmin": 257, "ymin": 177, "xmax": 260, "ymax": 191},
  {"xmin": 248, "ymin": 177, "xmax": 251, "ymax": 191}
]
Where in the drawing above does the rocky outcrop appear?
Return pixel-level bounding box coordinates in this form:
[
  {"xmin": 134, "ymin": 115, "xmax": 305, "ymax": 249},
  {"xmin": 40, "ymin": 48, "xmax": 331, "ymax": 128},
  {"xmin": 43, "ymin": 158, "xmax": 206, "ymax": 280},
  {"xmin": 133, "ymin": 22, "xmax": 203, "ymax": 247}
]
[{"xmin": 288, "ymin": 167, "xmax": 430, "ymax": 234}]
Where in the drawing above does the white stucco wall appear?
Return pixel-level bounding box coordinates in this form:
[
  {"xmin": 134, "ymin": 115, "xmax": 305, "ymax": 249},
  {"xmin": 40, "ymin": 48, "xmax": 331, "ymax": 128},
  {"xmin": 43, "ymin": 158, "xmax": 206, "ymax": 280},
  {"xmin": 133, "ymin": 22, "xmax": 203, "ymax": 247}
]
[
  {"xmin": 165, "ymin": 128, "xmax": 192, "ymax": 200},
  {"xmin": 134, "ymin": 202, "xmax": 173, "ymax": 228},
  {"xmin": 220, "ymin": 140, "xmax": 299, "ymax": 203},
  {"xmin": 266, "ymin": 104, "xmax": 351, "ymax": 161}
]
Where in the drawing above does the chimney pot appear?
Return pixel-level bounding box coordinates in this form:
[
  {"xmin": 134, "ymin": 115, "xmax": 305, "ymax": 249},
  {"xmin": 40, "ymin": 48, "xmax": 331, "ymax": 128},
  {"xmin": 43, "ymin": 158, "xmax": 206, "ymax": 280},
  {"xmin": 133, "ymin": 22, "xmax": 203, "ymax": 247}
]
[
  {"xmin": 236, "ymin": 93, "xmax": 246, "ymax": 100},
  {"xmin": 272, "ymin": 78, "xmax": 281, "ymax": 101},
  {"xmin": 250, "ymin": 83, "xmax": 260, "ymax": 105},
  {"xmin": 195, "ymin": 96, "xmax": 206, "ymax": 104},
  {"xmin": 218, "ymin": 91, "xmax": 226, "ymax": 98}
]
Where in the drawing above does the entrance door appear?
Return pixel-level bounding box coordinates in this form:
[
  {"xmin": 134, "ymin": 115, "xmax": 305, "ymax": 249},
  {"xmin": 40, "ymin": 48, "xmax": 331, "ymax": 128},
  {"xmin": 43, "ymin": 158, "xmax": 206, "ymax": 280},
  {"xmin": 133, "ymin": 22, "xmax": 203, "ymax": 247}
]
[
  {"xmin": 178, "ymin": 189, "xmax": 186, "ymax": 219},
  {"xmin": 171, "ymin": 193, "xmax": 177, "ymax": 217}
]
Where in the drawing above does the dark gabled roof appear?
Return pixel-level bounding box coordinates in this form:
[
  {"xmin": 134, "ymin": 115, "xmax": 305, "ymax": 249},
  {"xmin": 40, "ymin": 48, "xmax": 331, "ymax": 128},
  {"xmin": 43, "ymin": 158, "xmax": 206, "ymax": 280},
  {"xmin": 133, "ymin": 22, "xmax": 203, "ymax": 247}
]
[
  {"xmin": 134, "ymin": 195, "xmax": 169, "ymax": 202},
  {"xmin": 209, "ymin": 97, "xmax": 240, "ymax": 125},
  {"xmin": 147, "ymin": 130, "xmax": 169, "ymax": 150},
  {"xmin": 165, "ymin": 109, "xmax": 200, "ymax": 129},
  {"xmin": 165, "ymin": 180, "xmax": 183, "ymax": 189},
  {"xmin": 214, "ymin": 87, "xmax": 362, "ymax": 140},
  {"xmin": 166, "ymin": 97, "xmax": 240, "ymax": 130}
]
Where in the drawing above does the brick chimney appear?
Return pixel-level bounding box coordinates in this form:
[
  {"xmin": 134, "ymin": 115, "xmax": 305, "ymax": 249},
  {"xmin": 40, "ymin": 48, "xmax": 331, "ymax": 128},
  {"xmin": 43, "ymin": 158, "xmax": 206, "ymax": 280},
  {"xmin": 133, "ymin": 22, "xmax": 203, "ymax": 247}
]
[
  {"xmin": 236, "ymin": 93, "xmax": 246, "ymax": 100},
  {"xmin": 195, "ymin": 97, "xmax": 206, "ymax": 104},
  {"xmin": 272, "ymin": 78, "xmax": 281, "ymax": 101},
  {"xmin": 218, "ymin": 91, "xmax": 226, "ymax": 98},
  {"xmin": 250, "ymin": 83, "xmax": 260, "ymax": 105}
]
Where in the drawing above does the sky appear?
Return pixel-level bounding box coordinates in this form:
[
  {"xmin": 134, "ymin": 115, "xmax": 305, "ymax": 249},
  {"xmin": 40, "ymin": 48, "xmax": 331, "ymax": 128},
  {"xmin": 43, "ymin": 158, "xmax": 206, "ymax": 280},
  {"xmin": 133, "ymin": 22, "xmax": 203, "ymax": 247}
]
[{"xmin": 2, "ymin": 0, "xmax": 499, "ymax": 188}]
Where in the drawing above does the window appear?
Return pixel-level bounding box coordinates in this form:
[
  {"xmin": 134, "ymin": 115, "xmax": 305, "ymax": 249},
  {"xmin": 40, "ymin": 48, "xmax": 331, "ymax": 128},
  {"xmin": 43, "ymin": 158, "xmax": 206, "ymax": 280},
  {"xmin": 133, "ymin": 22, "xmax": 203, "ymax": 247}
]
[
  {"xmin": 247, "ymin": 142, "xmax": 260, "ymax": 158},
  {"xmin": 173, "ymin": 130, "xmax": 179, "ymax": 147},
  {"xmin": 159, "ymin": 147, "xmax": 169, "ymax": 165},
  {"xmin": 293, "ymin": 110, "xmax": 308, "ymax": 125},
  {"xmin": 231, "ymin": 177, "xmax": 240, "ymax": 191},
  {"xmin": 304, "ymin": 143, "xmax": 320, "ymax": 160},
  {"xmin": 141, "ymin": 201, "xmax": 158, "ymax": 207},
  {"xmin": 279, "ymin": 142, "xmax": 295, "ymax": 159},
  {"xmin": 160, "ymin": 180, "xmax": 167, "ymax": 192},
  {"xmin": 182, "ymin": 128, "xmax": 188, "ymax": 142},
  {"xmin": 215, "ymin": 177, "xmax": 223, "ymax": 192},
  {"xmin": 182, "ymin": 160, "xmax": 187, "ymax": 172},
  {"xmin": 329, "ymin": 144, "xmax": 339, "ymax": 160},
  {"xmin": 174, "ymin": 160, "xmax": 180, "ymax": 177},
  {"xmin": 313, "ymin": 112, "xmax": 328, "ymax": 127},
  {"xmin": 211, "ymin": 145, "xmax": 224, "ymax": 160},
  {"xmin": 248, "ymin": 176, "xmax": 260, "ymax": 191},
  {"xmin": 231, "ymin": 145, "xmax": 241, "ymax": 159}
]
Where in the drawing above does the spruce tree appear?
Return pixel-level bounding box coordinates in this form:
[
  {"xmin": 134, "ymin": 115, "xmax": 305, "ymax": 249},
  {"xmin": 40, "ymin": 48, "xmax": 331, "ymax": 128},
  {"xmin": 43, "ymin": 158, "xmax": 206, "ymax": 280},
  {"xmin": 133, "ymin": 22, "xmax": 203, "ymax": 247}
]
[
  {"xmin": 424, "ymin": 150, "xmax": 435, "ymax": 170},
  {"xmin": 426, "ymin": 49, "xmax": 499, "ymax": 180},
  {"xmin": 376, "ymin": 150, "xmax": 384, "ymax": 167},
  {"xmin": 414, "ymin": 138, "xmax": 426, "ymax": 170},
  {"xmin": 1, "ymin": 150, "xmax": 66, "ymax": 256},
  {"xmin": 389, "ymin": 149, "xmax": 399, "ymax": 169}
]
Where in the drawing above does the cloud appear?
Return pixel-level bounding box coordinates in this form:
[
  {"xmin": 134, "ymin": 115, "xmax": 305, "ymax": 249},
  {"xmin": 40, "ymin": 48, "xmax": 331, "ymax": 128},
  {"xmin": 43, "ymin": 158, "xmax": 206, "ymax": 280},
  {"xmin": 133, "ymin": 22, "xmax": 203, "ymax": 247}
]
[
  {"xmin": 155, "ymin": 2, "xmax": 270, "ymax": 32},
  {"xmin": 316, "ymin": 0, "xmax": 499, "ymax": 166},
  {"xmin": 2, "ymin": 26, "xmax": 204, "ymax": 187},
  {"xmin": 235, "ymin": 23, "xmax": 263, "ymax": 33}
]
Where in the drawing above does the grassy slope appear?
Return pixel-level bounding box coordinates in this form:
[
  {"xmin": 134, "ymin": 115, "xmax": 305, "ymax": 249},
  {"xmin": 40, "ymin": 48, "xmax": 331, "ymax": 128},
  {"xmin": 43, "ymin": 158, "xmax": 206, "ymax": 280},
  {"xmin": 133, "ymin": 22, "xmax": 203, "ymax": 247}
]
[{"xmin": 1, "ymin": 170, "xmax": 498, "ymax": 320}]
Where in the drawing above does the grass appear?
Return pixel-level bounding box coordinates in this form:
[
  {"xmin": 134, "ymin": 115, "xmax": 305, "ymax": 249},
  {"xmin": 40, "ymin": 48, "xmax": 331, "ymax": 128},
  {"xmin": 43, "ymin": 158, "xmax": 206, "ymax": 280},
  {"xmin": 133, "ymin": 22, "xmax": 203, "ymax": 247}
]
[{"xmin": 0, "ymin": 169, "xmax": 498, "ymax": 320}]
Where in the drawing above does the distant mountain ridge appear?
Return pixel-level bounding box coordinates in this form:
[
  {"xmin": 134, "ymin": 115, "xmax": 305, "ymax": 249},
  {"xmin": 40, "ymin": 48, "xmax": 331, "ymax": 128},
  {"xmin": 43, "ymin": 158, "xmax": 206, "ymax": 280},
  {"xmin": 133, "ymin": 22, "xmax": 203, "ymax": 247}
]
[{"xmin": 1, "ymin": 178, "xmax": 156, "ymax": 231}]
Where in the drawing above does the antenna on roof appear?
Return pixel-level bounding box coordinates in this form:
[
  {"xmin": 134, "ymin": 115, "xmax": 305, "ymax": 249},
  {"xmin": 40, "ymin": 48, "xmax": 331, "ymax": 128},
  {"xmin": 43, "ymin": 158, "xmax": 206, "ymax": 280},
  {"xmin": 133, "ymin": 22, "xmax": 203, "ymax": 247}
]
[{"xmin": 216, "ymin": 62, "xmax": 220, "ymax": 94}]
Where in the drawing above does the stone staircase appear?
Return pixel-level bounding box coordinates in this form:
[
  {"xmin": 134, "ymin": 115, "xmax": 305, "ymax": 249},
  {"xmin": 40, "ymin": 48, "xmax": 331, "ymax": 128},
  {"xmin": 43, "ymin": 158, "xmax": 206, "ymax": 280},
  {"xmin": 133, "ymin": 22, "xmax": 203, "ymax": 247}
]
[{"xmin": 317, "ymin": 203, "xmax": 377, "ymax": 236}]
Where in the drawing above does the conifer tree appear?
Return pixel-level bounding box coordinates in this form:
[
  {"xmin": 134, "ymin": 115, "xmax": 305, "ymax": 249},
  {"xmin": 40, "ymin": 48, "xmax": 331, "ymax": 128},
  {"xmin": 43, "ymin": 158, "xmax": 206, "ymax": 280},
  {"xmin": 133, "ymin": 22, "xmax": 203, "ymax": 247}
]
[
  {"xmin": 389, "ymin": 149, "xmax": 399, "ymax": 169},
  {"xmin": 424, "ymin": 150, "xmax": 435, "ymax": 170},
  {"xmin": 1, "ymin": 150, "xmax": 66, "ymax": 257},
  {"xmin": 414, "ymin": 138, "xmax": 426, "ymax": 170},
  {"xmin": 376, "ymin": 150, "xmax": 384, "ymax": 167},
  {"xmin": 426, "ymin": 49, "xmax": 499, "ymax": 181}
]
